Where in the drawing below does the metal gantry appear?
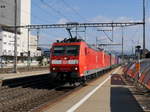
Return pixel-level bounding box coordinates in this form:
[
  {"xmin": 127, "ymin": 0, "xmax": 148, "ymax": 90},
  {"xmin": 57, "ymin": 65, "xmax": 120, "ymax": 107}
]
[
  {"xmin": 97, "ymin": 29, "xmax": 113, "ymax": 42},
  {"xmin": 4, "ymin": 22, "xmax": 143, "ymax": 29},
  {"xmin": 143, "ymin": 0, "xmax": 146, "ymax": 58}
]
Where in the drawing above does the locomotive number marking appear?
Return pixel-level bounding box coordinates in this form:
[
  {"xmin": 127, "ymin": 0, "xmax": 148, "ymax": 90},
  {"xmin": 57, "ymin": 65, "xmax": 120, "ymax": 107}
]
[{"xmin": 62, "ymin": 60, "xmax": 68, "ymax": 64}]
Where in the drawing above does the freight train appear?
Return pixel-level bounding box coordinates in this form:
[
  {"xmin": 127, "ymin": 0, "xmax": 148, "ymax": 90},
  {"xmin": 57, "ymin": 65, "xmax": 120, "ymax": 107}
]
[{"xmin": 50, "ymin": 37, "xmax": 120, "ymax": 84}]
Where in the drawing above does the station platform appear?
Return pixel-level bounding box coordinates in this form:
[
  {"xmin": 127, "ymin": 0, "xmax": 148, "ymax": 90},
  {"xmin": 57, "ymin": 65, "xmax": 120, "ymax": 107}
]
[
  {"xmin": 42, "ymin": 67, "xmax": 148, "ymax": 112},
  {"xmin": 0, "ymin": 70, "xmax": 49, "ymax": 80}
]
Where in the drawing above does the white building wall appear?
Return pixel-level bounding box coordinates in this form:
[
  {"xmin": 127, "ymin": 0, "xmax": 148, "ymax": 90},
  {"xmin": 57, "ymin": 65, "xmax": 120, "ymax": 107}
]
[
  {"xmin": 30, "ymin": 35, "xmax": 41, "ymax": 57},
  {"xmin": 30, "ymin": 35, "xmax": 37, "ymax": 52},
  {"xmin": 0, "ymin": 31, "xmax": 41, "ymax": 57},
  {"xmin": 2, "ymin": 32, "xmax": 14, "ymax": 56},
  {"xmin": 0, "ymin": 30, "xmax": 2, "ymax": 56},
  {"xmin": 20, "ymin": 0, "xmax": 31, "ymax": 54},
  {"xmin": 0, "ymin": 0, "xmax": 41, "ymax": 59},
  {"xmin": 0, "ymin": 0, "xmax": 32, "ymax": 56},
  {"xmin": 0, "ymin": 31, "xmax": 21, "ymax": 56}
]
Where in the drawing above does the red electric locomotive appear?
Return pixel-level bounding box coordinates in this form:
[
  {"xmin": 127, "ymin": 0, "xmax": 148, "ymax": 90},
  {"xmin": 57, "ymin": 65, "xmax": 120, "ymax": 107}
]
[{"xmin": 50, "ymin": 37, "xmax": 118, "ymax": 83}]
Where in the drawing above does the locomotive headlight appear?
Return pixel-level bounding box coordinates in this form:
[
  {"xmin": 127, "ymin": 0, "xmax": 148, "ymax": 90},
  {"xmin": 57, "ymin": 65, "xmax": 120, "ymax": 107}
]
[
  {"xmin": 52, "ymin": 67, "xmax": 56, "ymax": 70},
  {"xmin": 75, "ymin": 67, "xmax": 78, "ymax": 70}
]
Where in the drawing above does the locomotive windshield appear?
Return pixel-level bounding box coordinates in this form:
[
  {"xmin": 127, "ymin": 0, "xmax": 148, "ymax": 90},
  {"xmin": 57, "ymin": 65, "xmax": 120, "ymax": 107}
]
[
  {"xmin": 53, "ymin": 46, "xmax": 65, "ymax": 56},
  {"xmin": 53, "ymin": 45, "xmax": 79, "ymax": 56}
]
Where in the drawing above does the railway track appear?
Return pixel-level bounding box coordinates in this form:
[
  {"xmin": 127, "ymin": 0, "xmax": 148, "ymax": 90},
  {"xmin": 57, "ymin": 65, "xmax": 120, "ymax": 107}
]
[
  {"xmin": 0, "ymin": 66, "xmax": 49, "ymax": 74},
  {"xmin": 1, "ymin": 66, "xmax": 148, "ymax": 112},
  {"xmin": 0, "ymin": 73, "xmax": 81, "ymax": 112},
  {"xmin": 0, "ymin": 67, "xmax": 117, "ymax": 112}
]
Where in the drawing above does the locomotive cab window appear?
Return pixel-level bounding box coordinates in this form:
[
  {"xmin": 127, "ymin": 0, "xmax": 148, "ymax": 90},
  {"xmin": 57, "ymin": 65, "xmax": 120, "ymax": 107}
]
[
  {"xmin": 53, "ymin": 45, "xmax": 79, "ymax": 56},
  {"xmin": 53, "ymin": 46, "xmax": 65, "ymax": 56},
  {"xmin": 66, "ymin": 45, "xmax": 79, "ymax": 56}
]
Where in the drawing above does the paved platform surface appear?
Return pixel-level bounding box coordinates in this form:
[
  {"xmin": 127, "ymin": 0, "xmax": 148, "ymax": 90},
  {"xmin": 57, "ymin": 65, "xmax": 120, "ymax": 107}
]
[
  {"xmin": 42, "ymin": 67, "xmax": 145, "ymax": 112},
  {"xmin": 0, "ymin": 70, "xmax": 49, "ymax": 80}
]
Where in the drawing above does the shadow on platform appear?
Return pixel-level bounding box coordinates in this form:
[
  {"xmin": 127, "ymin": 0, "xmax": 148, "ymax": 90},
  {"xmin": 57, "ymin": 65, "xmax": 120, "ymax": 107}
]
[{"xmin": 110, "ymin": 74, "xmax": 144, "ymax": 112}]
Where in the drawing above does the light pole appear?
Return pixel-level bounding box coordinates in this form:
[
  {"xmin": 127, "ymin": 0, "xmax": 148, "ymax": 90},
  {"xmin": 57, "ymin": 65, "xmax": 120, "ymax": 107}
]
[
  {"xmin": 112, "ymin": 21, "xmax": 114, "ymax": 42},
  {"xmin": 84, "ymin": 27, "xmax": 86, "ymax": 41},
  {"xmin": 121, "ymin": 27, "xmax": 124, "ymax": 63},
  {"xmin": 143, "ymin": 0, "xmax": 146, "ymax": 58},
  {"xmin": 27, "ymin": 28, "xmax": 30, "ymax": 69},
  {"xmin": 14, "ymin": 0, "xmax": 17, "ymax": 73},
  {"xmin": 0, "ymin": 27, "xmax": 2, "ymax": 68}
]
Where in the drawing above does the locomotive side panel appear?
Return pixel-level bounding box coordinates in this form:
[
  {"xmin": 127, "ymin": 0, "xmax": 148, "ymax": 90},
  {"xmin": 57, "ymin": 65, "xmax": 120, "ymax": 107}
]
[
  {"xmin": 83, "ymin": 44, "xmax": 104, "ymax": 76},
  {"xmin": 78, "ymin": 43, "xmax": 86, "ymax": 77},
  {"xmin": 97, "ymin": 52, "xmax": 103, "ymax": 69}
]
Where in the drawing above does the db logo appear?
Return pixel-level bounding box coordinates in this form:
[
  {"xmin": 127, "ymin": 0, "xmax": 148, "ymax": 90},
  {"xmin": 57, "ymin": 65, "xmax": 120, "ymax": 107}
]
[{"xmin": 62, "ymin": 60, "xmax": 67, "ymax": 64}]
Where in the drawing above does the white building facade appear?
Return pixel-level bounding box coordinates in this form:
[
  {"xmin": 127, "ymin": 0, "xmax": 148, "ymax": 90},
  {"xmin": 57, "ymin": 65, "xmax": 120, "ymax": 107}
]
[
  {"xmin": 0, "ymin": 0, "xmax": 41, "ymax": 66},
  {"xmin": 30, "ymin": 35, "xmax": 41, "ymax": 57}
]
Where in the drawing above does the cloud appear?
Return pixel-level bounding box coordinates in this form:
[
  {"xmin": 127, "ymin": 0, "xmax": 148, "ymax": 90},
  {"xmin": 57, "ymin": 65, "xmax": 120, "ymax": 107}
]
[
  {"xmin": 115, "ymin": 16, "xmax": 134, "ymax": 22},
  {"xmin": 55, "ymin": 37, "xmax": 64, "ymax": 41},
  {"xmin": 89, "ymin": 16, "xmax": 112, "ymax": 22},
  {"xmin": 89, "ymin": 15, "xmax": 140, "ymax": 23},
  {"xmin": 57, "ymin": 18, "xmax": 69, "ymax": 24}
]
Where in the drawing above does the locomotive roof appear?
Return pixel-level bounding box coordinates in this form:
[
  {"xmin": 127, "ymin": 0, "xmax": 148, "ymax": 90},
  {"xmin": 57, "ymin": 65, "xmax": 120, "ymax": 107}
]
[
  {"xmin": 53, "ymin": 37, "xmax": 116, "ymax": 56},
  {"xmin": 87, "ymin": 44, "xmax": 116, "ymax": 56},
  {"xmin": 55, "ymin": 37, "xmax": 84, "ymax": 43}
]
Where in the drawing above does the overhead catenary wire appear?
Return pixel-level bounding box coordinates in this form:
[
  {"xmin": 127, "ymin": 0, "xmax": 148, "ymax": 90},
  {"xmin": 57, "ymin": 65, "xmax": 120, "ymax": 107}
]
[
  {"xmin": 40, "ymin": 0, "xmax": 72, "ymax": 22},
  {"xmin": 32, "ymin": 0, "xmax": 75, "ymax": 40},
  {"xmin": 34, "ymin": 0, "xmax": 115, "ymax": 47},
  {"xmin": 32, "ymin": 1, "xmax": 61, "ymax": 20},
  {"xmin": 60, "ymin": 0, "xmax": 96, "ymax": 40},
  {"xmin": 21, "ymin": 7, "xmax": 52, "ymax": 24},
  {"xmin": 61, "ymin": 0, "xmax": 88, "ymax": 22},
  {"xmin": 61, "ymin": 0, "xmax": 113, "ymax": 44},
  {"xmin": 62, "ymin": 0, "xmax": 103, "ymax": 40}
]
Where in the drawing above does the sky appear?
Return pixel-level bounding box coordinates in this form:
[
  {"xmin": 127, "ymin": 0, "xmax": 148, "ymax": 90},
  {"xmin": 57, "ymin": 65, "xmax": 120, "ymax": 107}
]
[{"xmin": 31, "ymin": 0, "xmax": 150, "ymax": 54}]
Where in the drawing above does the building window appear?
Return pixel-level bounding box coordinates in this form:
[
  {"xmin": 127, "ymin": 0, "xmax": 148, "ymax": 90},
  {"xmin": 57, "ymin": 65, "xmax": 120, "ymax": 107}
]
[
  {"xmin": 3, "ymin": 42, "xmax": 7, "ymax": 44},
  {"xmin": 3, "ymin": 34, "xmax": 7, "ymax": 37},
  {"xmin": 0, "ymin": 5, "xmax": 6, "ymax": 8}
]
